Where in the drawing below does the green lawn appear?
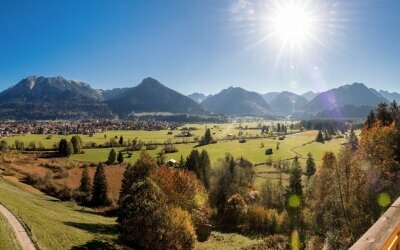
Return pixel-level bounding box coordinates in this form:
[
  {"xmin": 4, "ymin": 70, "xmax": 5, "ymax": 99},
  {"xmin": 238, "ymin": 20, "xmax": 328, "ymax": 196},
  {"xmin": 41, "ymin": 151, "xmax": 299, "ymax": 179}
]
[
  {"xmin": 0, "ymin": 211, "xmax": 21, "ymax": 250},
  {"xmin": 0, "ymin": 177, "xmax": 118, "ymax": 250},
  {"xmin": 3, "ymin": 122, "xmax": 299, "ymax": 150},
  {"xmin": 72, "ymin": 131, "xmax": 344, "ymax": 166}
]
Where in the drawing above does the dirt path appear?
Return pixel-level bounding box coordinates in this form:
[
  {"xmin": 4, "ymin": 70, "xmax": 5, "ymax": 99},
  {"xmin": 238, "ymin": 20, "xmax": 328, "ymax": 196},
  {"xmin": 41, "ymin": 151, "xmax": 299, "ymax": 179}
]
[{"xmin": 0, "ymin": 203, "xmax": 36, "ymax": 250}]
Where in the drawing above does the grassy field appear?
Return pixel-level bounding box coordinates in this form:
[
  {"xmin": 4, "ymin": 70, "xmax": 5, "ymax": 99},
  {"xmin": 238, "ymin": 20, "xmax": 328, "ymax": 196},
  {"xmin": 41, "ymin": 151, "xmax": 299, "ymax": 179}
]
[
  {"xmin": 3, "ymin": 122, "xmax": 299, "ymax": 149},
  {"xmin": 0, "ymin": 176, "xmax": 118, "ymax": 250},
  {"xmin": 0, "ymin": 210, "xmax": 21, "ymax": 250},
  {"xmin": 71, "ymin": 130, "xmax": 346, "ymax": 166}
]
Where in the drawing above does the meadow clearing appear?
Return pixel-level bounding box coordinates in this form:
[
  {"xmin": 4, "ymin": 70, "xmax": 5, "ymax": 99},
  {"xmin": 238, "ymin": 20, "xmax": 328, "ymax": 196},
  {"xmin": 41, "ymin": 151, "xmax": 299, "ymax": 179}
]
[
  {"xmin": 0, "ymin": 207, "xmax": 21, "ymax": 250},
  {"xmin": 0, "ymin": 175, "xmax": 266, "ymax": 249},
  {"xmin": 0, "ymin": 176, "xmax": 118, "ymax": 250},
  {"xmin": 2, "ymin": 122, "xmax": 297, "ymax": 149}
]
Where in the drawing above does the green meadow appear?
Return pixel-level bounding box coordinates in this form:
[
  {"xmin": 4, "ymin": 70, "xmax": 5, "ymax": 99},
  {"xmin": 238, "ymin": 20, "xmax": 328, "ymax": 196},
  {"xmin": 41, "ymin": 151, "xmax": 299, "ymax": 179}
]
[
  {"xmin": 3, "ymin": 122, "xmax": 298, "ymax": 149},
  {"xmin": 0, "ymin": 210, "xmax": 21, "ymax": 250},
  {"xmin": 71, "ymin": 130, "xmax": 346, "ymax": 166},
  {"xmin": 0, "ymin": 177, "xmax": 118, "ymax": 250}
]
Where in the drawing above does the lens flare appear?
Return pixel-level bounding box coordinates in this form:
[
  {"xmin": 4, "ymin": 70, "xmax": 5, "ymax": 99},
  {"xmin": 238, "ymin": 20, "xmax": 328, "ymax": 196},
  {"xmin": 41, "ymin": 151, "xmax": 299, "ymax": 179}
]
[{"xmin": 378, "ymin": 193, "xmax": 391, "ymax": 208}]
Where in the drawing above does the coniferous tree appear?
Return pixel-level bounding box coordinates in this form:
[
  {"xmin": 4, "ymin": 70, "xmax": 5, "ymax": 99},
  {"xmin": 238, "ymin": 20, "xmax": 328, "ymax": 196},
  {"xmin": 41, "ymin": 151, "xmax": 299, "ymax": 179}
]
[
  {"xmin": 107, "ymin": 149, "xmax": 117, "ymax": 164},
  {"xmin": 119, "ymin": 136, "xmax": 124, "ymax": 146},
  {"xmin": 365, "ymin": 110, "xmax": 376, "ymax": 128},
  {"xmin": 200, "ymin": 150, "xmax": 211, "ymax": 189},
  {"xmin": 287, "ymin": 156, "xmax": 303, "ymax": 196},
  {"xmin": 119, "ymin": 151, "xmax": 157, "ymax": 205},
  {"xmin": 78, "ymin": 166, "xmax": 91, "ymax": 206},
  {"xmin": 376, "ymin": 102, "xmax": 392, "ymax": 126},
  {"xmin": 117, "ymin": 151, "xmax": 124, "ymax": 164},
  {"xmin": 91, "ymin": 163, "xmax": 109, "ymax": 206},
  {"xmin": 58, "ymin": 139, "xmax": 68, "ymax": 156},
  {"xmin": 305, "ymin": 153, "xmax": 316, "ymax": 178},
  {"xmin": 348, "ymin": 126, "xmax": 359, "ymax": 151},
  {"xmin": 316, "ymin": 130, "xmax": 324, "ymax": 143},
  {"xmin": 200, "ymin": 128, "xmax": 213, "ymax": 145}
]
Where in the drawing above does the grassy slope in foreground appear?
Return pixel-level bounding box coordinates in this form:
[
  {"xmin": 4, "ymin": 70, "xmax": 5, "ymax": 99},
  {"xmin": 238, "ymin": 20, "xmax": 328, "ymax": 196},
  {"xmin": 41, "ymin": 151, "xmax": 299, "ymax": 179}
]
[
  {"xmin": 0, "ymin": 210, "xmax": 22, "ymax": 250},
  {"xmin": 0, "ymin": 176, "xmax": 118, "ymax": 250}
]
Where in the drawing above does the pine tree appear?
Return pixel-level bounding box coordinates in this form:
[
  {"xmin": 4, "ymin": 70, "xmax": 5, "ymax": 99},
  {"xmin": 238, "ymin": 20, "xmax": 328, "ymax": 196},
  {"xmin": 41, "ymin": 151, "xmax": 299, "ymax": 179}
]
[
  {"xmin": 117, "ymin": 151, "xmax": 124, "ymax": 164},
  {"xmin": 316, "ymin": 130, "xmax": 324, "ymax": 143},
  {"xmin": 201, "ymin": 128, "xmax": 213, "ymax": 145},
  {"xmin": 58, "ymin": 139, "xmax": 68, "ymax": 156},
  {"xmin": 348, "ymin": 126, "xmax": 358, "ymax": 151},
  {"xmin": 287, "ymin": 156, "xmax": 303, "ymax": 196},
  {"xmin": 78, "ymin": 166, "xmax": 91, "ymax": 206},
  {"xmin": 107, "ymin": 149, "xmax": 117, "ymax": 164},
  {"xmin": 376, "ymin": 102, "xmax": 392, "ymax": 126},
  {"xmin": 119, "ymin": 136, "xmax": 124, "ymax": 145},
  {"xmin": 305, "ymin": 153, "xmax": 316, "ymax": 178},
  {"xmin": 91, "ymin": 163, "xmax": 109, "ymax": 206},
  {"xmin": 365, "ymin": 110, "xmax": 376, "ymax": 128},
  {"xmin": 200, "ymin": 150, "xmax": 211, "ymax": 189},
  {"xmin": 119, "ymin": 152, "xmax": 157, "ymax": 204}
]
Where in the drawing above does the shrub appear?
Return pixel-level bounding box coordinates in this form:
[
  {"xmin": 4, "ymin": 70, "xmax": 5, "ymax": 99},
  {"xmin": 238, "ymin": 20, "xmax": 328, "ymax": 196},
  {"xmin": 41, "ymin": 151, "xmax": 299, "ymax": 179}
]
[
  {"xmin": 221, "ymin": 193, "xmax": 247, "ymax": 231},
  {"xmin": 246, "ymin": 205, "xmax": 287, "ymax": 234},
  {"xmin": 164, "ymin": 144, "xmax": 178, "ymax": 153},
  {"xmin": 265, "ymin": 148, "xmax": 273, "ymax": 155},
  {"xmin": 24, "ymin": 173, "xmax": 42, "ymax": 185}
]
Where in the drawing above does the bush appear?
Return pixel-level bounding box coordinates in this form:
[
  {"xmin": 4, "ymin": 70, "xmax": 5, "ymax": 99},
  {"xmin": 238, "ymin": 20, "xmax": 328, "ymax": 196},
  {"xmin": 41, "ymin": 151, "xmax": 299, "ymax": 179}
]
[
  {"xmin": 246, "ymin": 205, "xmax": 287, "ymax": 234},
  {"xmin": 221, "ymin": 193, "xmax": 247, "ymax": 231},
  {"xmin": 24, "ymin": 173, "xmax": 42, "ymax": 185},
  {"xmin": 265, "ymin": 148, "xmax": 273, "ymax": 155},
  {"xmin": 164, "ymin": 144, "xmax": 178, "ymax": 153}
]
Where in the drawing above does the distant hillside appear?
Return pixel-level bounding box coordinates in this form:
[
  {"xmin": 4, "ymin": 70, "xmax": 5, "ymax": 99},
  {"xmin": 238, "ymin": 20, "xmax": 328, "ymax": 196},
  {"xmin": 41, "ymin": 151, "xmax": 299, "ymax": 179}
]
[
  {"xmin": 269, "ymin": 91, "xmax": 309, "ymax": 115},
  {"xmin": 106, "ymin": 77, "xmax": 206, "ymax": 117},
  {"xmin": 303, "ymin": 83, "xmax": 388, "ymax": 113},
  {"xmin": 301, "ymin": 91, "xmax": 319, "ymax": 101},
  {"xmin": 262, "ymin": 92, "xmax": 280, "ymax": 103},
  {"xmin": 314, "ymin": 105, "xmax": 373, "ymax": 119},
  {"xmin": 202, "ymin": 87, "xmax": 271, "ymax": 116},
  {"xmin": 0, "ymin": 76, "xmax": 113, "ymax": 120},
  {"xmin": 99, "ymin": 88, "xmax": 129, "ymax": 101},
  {"xmin": 379, "ymin": 90, "xmax": 400, "ymax": 103},
  {"xmin": 187, "ymin": 92, "xmax": 207, "ymax": 103}
]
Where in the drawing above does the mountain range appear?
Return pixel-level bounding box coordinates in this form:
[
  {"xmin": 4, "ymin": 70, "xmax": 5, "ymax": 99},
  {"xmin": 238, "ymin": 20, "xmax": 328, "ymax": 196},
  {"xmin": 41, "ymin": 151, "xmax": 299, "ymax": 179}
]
[{"xmin": 0, "ymin": 75, "xmax": 398, "ymax": 120}]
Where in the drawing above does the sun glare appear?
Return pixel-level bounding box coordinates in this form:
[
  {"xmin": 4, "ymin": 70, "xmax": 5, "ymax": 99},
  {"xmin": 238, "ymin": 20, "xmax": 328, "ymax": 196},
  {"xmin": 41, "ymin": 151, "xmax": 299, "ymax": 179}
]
[{"xmin": 272, "ymin": 3, "xmax": 314, "ymax": 46}]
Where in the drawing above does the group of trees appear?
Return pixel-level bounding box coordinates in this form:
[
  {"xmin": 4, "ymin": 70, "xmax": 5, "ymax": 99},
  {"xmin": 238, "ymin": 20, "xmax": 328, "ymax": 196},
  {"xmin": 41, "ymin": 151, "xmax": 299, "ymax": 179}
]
[
  {"xmin": 199, "ymin": 128, "xmax": 213, "ymax": 145},
  {"xmin": 58, "ymin": 135, "xmax": 83, "ymax": 156},
  {"xmin": 184, "ymin": 149, "xmax": 212, "ymax": 189},
  {"xmin": 76, "ymin": 163, "xmax": 110, "ymax": 207},
  {"xmin": 106, "ymin": 149, "xmax": 124, "ymax": 165},
  {"xmin": 117, "ymin": 151, "xmax": 204, "ymax": 249}
]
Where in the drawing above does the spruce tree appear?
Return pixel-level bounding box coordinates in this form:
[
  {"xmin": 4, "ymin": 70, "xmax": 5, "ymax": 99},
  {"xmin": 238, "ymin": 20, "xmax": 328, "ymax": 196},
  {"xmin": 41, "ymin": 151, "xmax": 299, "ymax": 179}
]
[
  {"xmin": 348, "ymin": 126, "xmax": 358, "ymax": 151},
  {"xmin": 305, "ymin": 153, "xmax": 316, "ymax": 178},
  {"xmin": 200, "ymin": 150, "xmax": 211, "ymax": 189},
  {"xmin": 287, "ymin": 156, "xmax": 303, "ymax": 195},
  {"xmin": 58, "ymin": 139, "xmax": 68, "ymax": 156},
  {"xmin": 117, "ymin": 151, "xmax": 124, "ymax": 164},
  {"xmin": 107, "ymin": 149, "xmax": 117, "ymax": 164},
  {"xmin": 78, "ymin": 166, "xmax": 91, "ymax": 206},
  {"xmin": 316, "ymin": 130, "xmax": 324, "ymax": 143},
  {"xmin": 119, "ymin": 152, "xmax": 157, "ymax": 204},
  {"xmin": 365, "ymin": 110, "xmax": 376, "ymax": 128},
  {"xmin": 91, "ymin": 163, "xmax": 109, "ymax": 206}
]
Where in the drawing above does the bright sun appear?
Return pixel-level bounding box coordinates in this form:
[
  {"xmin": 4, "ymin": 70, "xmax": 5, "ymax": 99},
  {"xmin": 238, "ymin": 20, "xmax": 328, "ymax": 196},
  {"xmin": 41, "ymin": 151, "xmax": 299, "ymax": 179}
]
[{"xmin": 270, "ymin": 1, "xmax": 316, "ymax": 49}]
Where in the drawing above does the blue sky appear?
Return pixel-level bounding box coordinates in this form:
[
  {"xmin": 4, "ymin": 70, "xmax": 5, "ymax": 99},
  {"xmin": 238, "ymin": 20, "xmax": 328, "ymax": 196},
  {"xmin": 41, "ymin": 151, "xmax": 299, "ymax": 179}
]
[{"xmin": 0, "ymin": 0, "xmax": 399, "ymax": 95}]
